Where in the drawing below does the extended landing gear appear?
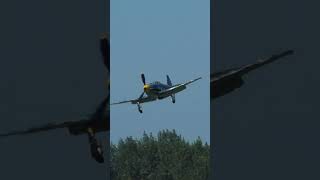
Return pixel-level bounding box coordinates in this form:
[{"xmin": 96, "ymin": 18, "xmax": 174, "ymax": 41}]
[
  {"xmin": 137, "ymin": 102, "xmax": 143, "ymax": 113},
  {"xmin": 171, "ymin": 94, "xmax": 176, "ymax": 104},
  {"xmin": 87, "ymin": 128, "xmax": 104, "ymax": 163}
]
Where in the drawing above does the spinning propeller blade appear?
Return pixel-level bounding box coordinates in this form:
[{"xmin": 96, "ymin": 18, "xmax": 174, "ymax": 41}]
[
  {"xmin": 141, "ymin": 73, "xmax": 146, "ymax": 85},
  {"xmin": 100, "ymin": 33, "xmax": 109, "ymax": 70},
  {"xmin": 138, "ymin": 91, "xmax": 145, "ymax": 99}
]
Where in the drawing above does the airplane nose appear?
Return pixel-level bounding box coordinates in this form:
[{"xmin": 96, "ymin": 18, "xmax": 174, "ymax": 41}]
[{"xmin": 143, "ymin": 84, "xmax": 150, "ymax": 92}]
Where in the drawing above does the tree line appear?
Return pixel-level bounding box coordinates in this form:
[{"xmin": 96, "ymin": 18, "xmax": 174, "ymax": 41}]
[{"xmin": 111, "ymin": 129, "xmax": 210, "ymax": 180}]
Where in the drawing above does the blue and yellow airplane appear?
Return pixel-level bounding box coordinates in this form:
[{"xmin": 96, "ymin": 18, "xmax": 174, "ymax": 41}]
[{"xmin": 111, "ymin": 74, "xmax": 201, "ymax": 113}]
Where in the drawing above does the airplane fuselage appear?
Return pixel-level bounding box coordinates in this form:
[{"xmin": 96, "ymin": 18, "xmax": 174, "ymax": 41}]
[
  {"xmin": 68, "ymin": 98, "xmax": 109, "ymax": 135},
  {"xmin": 67, "ymin": 115, "xmax": 109, "ymax": 136},
  {"xmin": 144, "ymin": 81, "xmax": 170, "ymax": 97},
  {"xmin": 144, "ymin": 81, "xmax": 186, "ymax": 99}
]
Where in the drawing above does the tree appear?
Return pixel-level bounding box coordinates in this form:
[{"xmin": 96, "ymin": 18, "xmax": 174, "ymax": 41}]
[{"xmin": 111, "ymin": 129, "xmax": 210, "ymax": 180}]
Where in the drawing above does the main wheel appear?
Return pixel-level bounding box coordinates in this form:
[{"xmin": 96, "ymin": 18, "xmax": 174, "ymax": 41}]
[{"xmin": 90, "ymin": 142, "xmax": 104, "ymax": 163}]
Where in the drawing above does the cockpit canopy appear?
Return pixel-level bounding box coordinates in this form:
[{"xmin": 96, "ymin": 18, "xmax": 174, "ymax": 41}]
[{"xmin": 150, "ymin": 81, "xmax": 162, "ymax": 85}]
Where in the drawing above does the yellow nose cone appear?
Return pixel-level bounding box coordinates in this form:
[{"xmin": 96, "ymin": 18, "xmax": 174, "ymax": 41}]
[{"xmin": 143, "ymin": 84, "xmax": 150, "ymax": 91}]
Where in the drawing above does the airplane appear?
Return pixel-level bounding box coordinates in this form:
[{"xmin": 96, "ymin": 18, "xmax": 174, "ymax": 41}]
[
  {"xmin": 111, "ymin": 74, "xmax": 202, "ymax": 113},
  {"xmin": 210, "ymin": 50, "xmax": 294, "ymax": 99},
  {"xmin": 0, "ymin": 33, "xmax": 110, "ymax": 163}
]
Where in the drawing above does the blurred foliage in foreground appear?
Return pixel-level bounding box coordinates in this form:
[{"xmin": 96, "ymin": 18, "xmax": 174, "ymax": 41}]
[{"xmin": 111, "ymin": 129, "xmax": 210, "ymax": 180}]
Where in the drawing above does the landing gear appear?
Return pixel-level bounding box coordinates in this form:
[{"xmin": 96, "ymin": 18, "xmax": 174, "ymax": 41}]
[
  {"xmin": 137, "ymin": 103, "xmax": 143, "ymax": 113},
  {"xmin": 171, "ymin": 94, "xmax": 176, "ymax": 104},
  {"xmin": 87, "ymin": 128, "xmax": 104, "ymax": 163}
]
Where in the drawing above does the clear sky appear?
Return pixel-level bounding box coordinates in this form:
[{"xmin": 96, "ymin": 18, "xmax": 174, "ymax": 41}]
[{"xmin": 111, "ymin": 0, "xmax": 210, "ymax": 143}]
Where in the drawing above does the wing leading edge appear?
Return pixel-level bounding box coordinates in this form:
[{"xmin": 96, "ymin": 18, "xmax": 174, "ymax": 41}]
[
  {"xmin": 0, "ymin": 119, "xmax": 90, "ymax": 137},
  {"xmin": 111, "ymin": 96, "xmax": 156, "ymax": 105},
  {"xmin": 210, "ymin": 50, "xmax": 294, "ymax": 99},
  {"xmin": 181, "ymin": 77, "xmax": 202, "ymax": 86},
  {"xmin": 211, "ymin": 50, "xmax": 294, "ymax": 83},
  {"xmin": 158, "ymin": 77, "xmax": 202, "ymax": 97}
]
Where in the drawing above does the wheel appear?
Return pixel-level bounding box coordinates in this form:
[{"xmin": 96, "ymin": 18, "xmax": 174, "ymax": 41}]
[
  {"xmin": 137, "ymin": 103, "xmax": 143, "ymax": 113},
  {"xmin": 90, "ymin": 141, "xmax": 105, "ymax": 163}
]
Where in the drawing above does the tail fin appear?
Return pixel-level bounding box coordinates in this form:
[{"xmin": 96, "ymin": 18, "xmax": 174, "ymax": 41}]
[{"xmin": 166, "ymin": 75, "xmax": 172, "ymax": 86}]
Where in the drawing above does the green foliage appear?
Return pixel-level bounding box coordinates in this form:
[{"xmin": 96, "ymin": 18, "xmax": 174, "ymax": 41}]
[{"xmin": 111, "ymin": 129, "xmax": 210, "ymax": 180}]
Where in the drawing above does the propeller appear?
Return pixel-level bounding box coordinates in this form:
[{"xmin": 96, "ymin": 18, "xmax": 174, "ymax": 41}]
[
  {"xmin": 138, "ymin": 91, "xmax": 145, "ymax": 99},
  {"xmin": 100, "ymin": 33, "xmax": 109, "ymax": 70},
  {"xmin": 141, "ymin": 73, "xmax": 146, "ymax": 85}
]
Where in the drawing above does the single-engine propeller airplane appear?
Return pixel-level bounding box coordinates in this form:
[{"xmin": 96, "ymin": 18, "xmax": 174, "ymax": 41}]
[
  {"xmin": 0, "ymin": 33, "xmax": 110, "ymax": 163},
  {"xmin": 210, "ymin": 50, "xmax": 294, "ymax": 99},
  {"xmin": 111, "ymin": 74, "xmax": 201, "ymax": 113}
]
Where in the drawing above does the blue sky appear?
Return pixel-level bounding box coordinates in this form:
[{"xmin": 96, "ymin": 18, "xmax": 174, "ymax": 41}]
[{"xmin": 110, "ymin": 0, "xmax": 210, "ymax": 143}]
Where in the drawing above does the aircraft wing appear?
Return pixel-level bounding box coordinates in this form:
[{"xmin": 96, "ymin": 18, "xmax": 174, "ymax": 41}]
[
  {"xmin": 158, "ymin": 77, "xmax": 202, "ymax": 97},
  {"xmin": 0, "ymin": 119, "xmax": 90, "ymax": 137},
  {"xmin": 211, "ymin": 50, "xmax": 294, "ymax": 83},
  {"xmin": 110, "ymin": 100, "xmax": 134, "ymax": 105},
  {"xmin": 0, "ymin": 95, "xmax": 110, "ymax": 137},
  {"xmin": 165, "ymin": 77, "xmax": 202, "ymax": 92},
  {"xmin": 111, "ymin": 96, "xmax": 156, "ymax": 105},
  {"xmin": 181, "ymin": 77, "xmax": 202, "ymax": 86}
]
